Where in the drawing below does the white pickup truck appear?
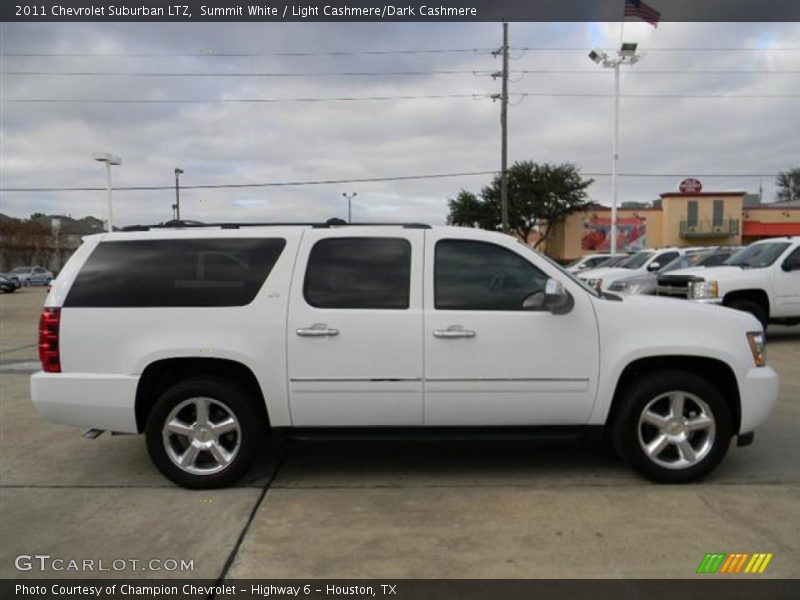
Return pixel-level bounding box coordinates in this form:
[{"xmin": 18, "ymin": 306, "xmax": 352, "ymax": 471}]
[
  {"xmin": 31, "ymin": 222, "xmax": 778, "ymax": 488},
  {"xmin": 656, "ymin": 237, "xmax": 800, "ymax": 329}
]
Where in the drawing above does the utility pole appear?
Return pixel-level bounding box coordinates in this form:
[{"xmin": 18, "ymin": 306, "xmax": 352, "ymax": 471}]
[
  {"xmin": 492, "ymin": 23, "xmax": 510, "ymax": 233},
  {"xmin": 500, "ymin": 21, "xmax": 510, "ymax": 234}
]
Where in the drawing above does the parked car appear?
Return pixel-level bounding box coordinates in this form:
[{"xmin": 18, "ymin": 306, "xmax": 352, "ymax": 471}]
[
  {"xmin": 656, "ymin": 237, "xmax": 800, "ymax": 329},
  {"xmin": 609, "ymin": 247, "xmax": 740, "ymax": 295},
  {"xmin": 31, "ymin": 222, "xmax": 777, "ymax": 488},
  {"xmin": 566, "ymin": 253, "xmax": 615, "ymax": 274},
  {"xmin": 0, "ymin": 274, "xmax": 21, "ymax": 293},
  {"xmin": 578, "ymin": 247, "xmax": 687, "ymax": 293},
  {"xmin": 10, "ymin": 266, "xmax": 53, "ymax": 286}
]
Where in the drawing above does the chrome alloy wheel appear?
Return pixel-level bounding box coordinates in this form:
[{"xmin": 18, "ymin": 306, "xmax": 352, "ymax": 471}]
[
  {"xmin": 637, "ymin": 391, "xmax": 716, "ymax": 470},
  {"xmin": 162, "ymin": 397, "xmax": 241, "ymax": 475}
]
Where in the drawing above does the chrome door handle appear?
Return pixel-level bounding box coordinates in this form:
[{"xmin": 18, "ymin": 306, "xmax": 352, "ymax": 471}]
[
  {"xmin": 433, "ymin": 325, "xmax": 476, "ymax": 339},
  {"xmin": 296, "ymin": 323, "xmax": 339, "ymax": 337}
]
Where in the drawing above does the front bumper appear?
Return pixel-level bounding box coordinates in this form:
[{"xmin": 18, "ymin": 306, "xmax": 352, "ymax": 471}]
[
  {"xmin": 30, "ymin": 372, "xmax": 140, "ymax": 433},
  {"xmin": 738, "ymin": 366, "xmax": 779, "ymax": 434}
]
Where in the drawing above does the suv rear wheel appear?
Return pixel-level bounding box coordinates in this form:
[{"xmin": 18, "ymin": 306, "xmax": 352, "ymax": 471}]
[
  {"xmin": 145, "ymin": 377, "xmax": 264, "ymax": 488},
  {"xmin": 612, "ymin": 370, "xmax": 733, "ymax": 483}
]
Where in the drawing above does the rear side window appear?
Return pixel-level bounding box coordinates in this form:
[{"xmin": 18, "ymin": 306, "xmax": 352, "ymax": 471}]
[
  {"xmin": 304, "ymin": 237, "xmax": 411, "ymax": 309},
  {"xmin": 65, "ymin": 238, "xmax": 286, "ymax": 307},
  {"xmin": 435, "ymin": 239, "xmax": 548, "ymax": 310}
]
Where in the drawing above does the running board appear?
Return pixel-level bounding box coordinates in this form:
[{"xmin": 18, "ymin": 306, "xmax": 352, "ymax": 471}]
[{"xmin": 82, "ymin": 429, "xmax": 105, "ymax": 439}]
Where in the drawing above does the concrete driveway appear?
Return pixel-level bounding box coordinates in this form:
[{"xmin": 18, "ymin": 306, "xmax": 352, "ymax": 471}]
[{"xmin": 1, "ymin": 288, "xmax": 798, "ymax": 579}]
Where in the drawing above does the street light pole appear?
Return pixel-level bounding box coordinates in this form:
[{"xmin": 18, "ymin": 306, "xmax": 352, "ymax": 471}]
[
  {"xmin": 174, "ymin": 168, "xmax": 184, "ymax": 222},
  {"xmin": 342, "ymin": 192, "xmax": 357, "ymax": 223},
  {"xmin": 93, "ymin": 152, "xmax": 121, "ymax": 232},
  {"xmin": 611, "ymin": 61, "xmax": 620, "ymax": 255},
  {"xmin": 588, "ymin": 43, "xmax": 643, "ymax": 256}
]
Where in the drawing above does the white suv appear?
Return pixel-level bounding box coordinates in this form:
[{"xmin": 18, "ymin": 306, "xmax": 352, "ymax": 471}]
[{"xmin": 31, "ymin": 222, "xmax": 778, "ymax": 488}]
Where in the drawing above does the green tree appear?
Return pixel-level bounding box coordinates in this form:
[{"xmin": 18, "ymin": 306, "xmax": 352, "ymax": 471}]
[
  {"xmin": 447, "ymin": 161, "xmax": 593, "ymax": 248},
  {"xmin": 776, "ymin": 168, "xmax": 800, "ymax": 202}
]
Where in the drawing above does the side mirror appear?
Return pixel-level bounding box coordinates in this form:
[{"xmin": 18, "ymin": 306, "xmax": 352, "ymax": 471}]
[
  {"xmin": 523, "ymin": 279, "xmax": 573, "ymax": 314},
  {"xmin": 647, "ymin": 262, "xmax": 661, "ymax": 272}
]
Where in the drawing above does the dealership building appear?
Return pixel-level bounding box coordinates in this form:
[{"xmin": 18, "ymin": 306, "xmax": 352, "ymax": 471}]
[{"xmin": 544, "ymin": 180, "xmax": 800, "ymax": 261}]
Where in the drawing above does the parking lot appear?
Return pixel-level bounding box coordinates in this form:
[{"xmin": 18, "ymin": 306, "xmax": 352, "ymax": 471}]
[{"xmin": 1, "ymin": 287, "xmax": 798, "ymax": 580}]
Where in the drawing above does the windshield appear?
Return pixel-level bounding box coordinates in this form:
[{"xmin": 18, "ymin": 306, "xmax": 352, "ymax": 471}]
[
  {"xmin": 725, "ymin": 242, "xmax": 790, "ymax": 268},
  {"xmin": 517, "ymin": 242, "xmax": 600, "ymax": 297},
  {"xmin": 658, "ymin": 252, "xmax": 709, "ymax": 274},
  {"xmin": 565, "ymin": 257, "xmax": 585, "ymax": 268},
  {"xmin": 620, "ymin": 251, "xmax": 654, "ymax": 269},
  {"xmin": 601, "ymin": 255, "xmax": 628, "ymax": 268}
]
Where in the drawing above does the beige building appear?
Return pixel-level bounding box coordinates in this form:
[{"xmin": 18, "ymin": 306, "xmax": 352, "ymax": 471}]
[{"xmin": 545, "ymin": 189, "xmax": 800, "ymax": 261}]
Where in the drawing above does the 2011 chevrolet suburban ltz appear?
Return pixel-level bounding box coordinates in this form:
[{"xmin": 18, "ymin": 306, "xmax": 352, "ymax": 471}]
[{"xmin": 31, "ymin": 221, "xmax": 779, "ymax": 488}]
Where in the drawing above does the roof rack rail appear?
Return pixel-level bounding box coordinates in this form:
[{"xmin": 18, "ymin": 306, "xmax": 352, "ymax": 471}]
[{"xmin": 120, "ymin": 218, "xmax": 431, "ymax": 232}]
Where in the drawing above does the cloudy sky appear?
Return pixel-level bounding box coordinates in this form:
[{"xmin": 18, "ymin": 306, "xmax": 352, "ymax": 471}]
[{"xmin": 1, "ymin": 20, "xmax": 798, "ymax": 226}]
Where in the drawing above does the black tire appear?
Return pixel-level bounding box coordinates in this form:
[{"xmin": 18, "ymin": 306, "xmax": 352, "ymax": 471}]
[
  {"xmin": 145, "ymin": 377, "xmax": 265, "ymax": 489},
  {"xmin": 727, "ymin": 299, "xmax": 768, "ymax": 330},
  {"xmin": 611, "ymin": 370, "xmax": 733, "ymax": 484}
]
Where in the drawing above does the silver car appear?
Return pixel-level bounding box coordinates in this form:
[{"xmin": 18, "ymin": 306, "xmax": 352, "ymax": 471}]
[{"xmin": 10, "ymin": 266, "xmax": 54, "ymax": 286}]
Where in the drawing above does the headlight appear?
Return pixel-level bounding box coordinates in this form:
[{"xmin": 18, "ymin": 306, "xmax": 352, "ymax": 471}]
[
  {"xmin": 584, "ymin": 278, "xmax": 602, "ymax": 291},
  {"xmin": 689, "ymin": 280, "xmax": 719, "ymax": 299},
  {"xmin": 608, "ymin": 280, "xmax": 627, "ymax": 292},
  {"xmin": 626, "ymin": 282, "xmax": 649, "ymax": 295},
  {"xmin": 747, "ymin": 331, "xmax": 766, "ymax": 367}
]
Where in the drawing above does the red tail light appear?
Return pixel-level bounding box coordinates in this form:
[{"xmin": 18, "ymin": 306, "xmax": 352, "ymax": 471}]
[{"xmin": 39, "ymin": 307, "xmax": 61, "ymax": 373}]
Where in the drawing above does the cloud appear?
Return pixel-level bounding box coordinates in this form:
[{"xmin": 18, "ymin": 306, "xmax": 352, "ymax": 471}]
[{"xmin": 1, "ymin": 21, "xmax": 798, "ymax": 226}]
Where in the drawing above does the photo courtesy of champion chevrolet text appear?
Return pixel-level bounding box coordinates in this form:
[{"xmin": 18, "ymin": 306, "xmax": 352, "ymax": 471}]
[{"xmin": 1, "ymin": 1, "xmax": 799, "ymax": 599}]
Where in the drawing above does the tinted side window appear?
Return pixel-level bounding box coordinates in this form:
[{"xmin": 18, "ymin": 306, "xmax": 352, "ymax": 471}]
[
  {"xmin": 65, "ymin": 238, "xmax": 286, "ymax": 307},
  {"xmin": 655, "ymin": 252, "xmax": 678, "ymax": 266},
  {"xmin": 435, "ymin": 240, "xmax": 548, "ymax": 310},
  {"xmin": 783, "ymin": 247, "xmax": 800, "ymax": 271},
  {"xmin": 304, "ymin": 237, "xmax": 411, "ymax": 309}
]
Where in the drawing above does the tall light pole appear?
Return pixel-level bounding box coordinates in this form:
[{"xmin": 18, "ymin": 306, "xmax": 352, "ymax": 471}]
[
  {"xmin": 588, "ymin": 42, "xmax": 643, "ymax": 255},
  {"xmin": 174, "ymin": 168, "xmax": 184, "ymax": 222},
  {"xmin": 342, "ymin": 192, "xmax": 357, "ymax": 223},
  {"xmin": 93, "ymin": 153, "xmax": 121, "ymax": 232}
]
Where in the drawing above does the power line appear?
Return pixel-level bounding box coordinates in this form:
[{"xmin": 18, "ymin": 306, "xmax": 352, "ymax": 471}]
[
  {"xmin": 513, "ymin": 69, "xmax": 800, "ymax": 75},
  {"xmin": 0, "ymin": 47, "xmax": 495, "ymax": 58},
  {"xmin": 516, "ymin": 92, "xmax": 800, "ymax": 98},
  {"xmin": 2, "ymin": 94, "xmax": 492, "ymax": 104},
  {"xmin": 6, "ymin": 92, "xmax": 798, "ymax": 104},
  {"xmin": 0, "ymin": 171, "xmax": 499, "ymax": 193},
  {"xmin": 513, "ymin": 46, "xmax": 800, "ymax": 52},
  {"xmin": 6, "ymin": 69, "xmax": 799, "ymax": 78},
  {"xmin": 1, "ymin": 69, "xmax": 495, "ymax": 77},
  {"xmin": 0, "ymin": 172, "xmax": 782, "ymax": 193},
  {"xmin": 4, "ymin": 47, "xmax": 799, "ymax": 58}
]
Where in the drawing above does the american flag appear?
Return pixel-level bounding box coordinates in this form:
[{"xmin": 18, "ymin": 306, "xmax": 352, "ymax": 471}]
[{"xmin": 624, "ymin": 0, "xmax": 661, "ymax": 27}]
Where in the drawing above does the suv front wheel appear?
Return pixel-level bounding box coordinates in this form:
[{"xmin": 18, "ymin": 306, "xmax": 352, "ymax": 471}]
[
  {"xmin": 145, "ymin": 377, "xmax": 264, "ymax": 488},
  {"xmin": 612, "ymin": 370, "xmax": 733, "ymax": 483}
]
